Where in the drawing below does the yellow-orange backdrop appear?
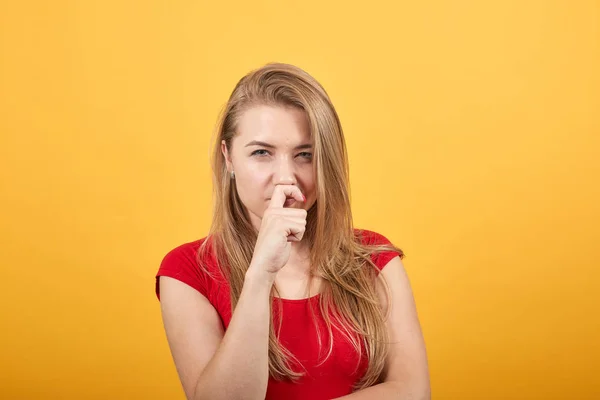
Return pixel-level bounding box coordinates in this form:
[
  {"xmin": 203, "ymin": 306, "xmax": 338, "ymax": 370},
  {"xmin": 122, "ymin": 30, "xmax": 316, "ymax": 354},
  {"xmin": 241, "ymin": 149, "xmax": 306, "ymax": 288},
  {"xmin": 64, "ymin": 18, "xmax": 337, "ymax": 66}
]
[{"xmin": 1, "ymin": 1, "xmax": 599, "ymax": 399}]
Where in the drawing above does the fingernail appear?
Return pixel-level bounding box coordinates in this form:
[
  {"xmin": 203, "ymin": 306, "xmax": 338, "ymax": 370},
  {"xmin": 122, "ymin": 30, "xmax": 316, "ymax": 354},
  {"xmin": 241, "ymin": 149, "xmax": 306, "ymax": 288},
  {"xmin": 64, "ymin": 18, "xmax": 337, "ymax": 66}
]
[{"xmin": 302, "ymin": 194, "xmax": 306, "ymax": 202}]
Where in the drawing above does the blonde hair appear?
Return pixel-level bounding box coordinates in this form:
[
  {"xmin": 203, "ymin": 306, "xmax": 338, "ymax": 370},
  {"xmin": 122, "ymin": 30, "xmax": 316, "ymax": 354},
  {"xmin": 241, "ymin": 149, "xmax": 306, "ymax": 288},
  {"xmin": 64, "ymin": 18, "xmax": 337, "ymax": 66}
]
[{"xmin": 198, "ymin": 62, "xmax": 405, "ymax": 390}]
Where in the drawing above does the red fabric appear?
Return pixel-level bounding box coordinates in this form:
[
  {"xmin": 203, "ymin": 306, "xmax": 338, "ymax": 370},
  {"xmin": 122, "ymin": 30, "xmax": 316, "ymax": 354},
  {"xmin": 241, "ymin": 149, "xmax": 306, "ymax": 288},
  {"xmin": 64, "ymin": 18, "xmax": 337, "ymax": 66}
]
[{"xmin": 155, "ymin": 228, "xmax": 401, "ymax": 400}]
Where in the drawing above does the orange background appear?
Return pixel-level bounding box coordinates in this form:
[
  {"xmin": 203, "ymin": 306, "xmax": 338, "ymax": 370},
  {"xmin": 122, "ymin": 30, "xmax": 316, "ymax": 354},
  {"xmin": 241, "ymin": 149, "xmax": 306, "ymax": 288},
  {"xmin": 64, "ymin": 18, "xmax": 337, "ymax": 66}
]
[{"xmin": 1, "ymin": 1, "xmax": 599, "ymax": 399}]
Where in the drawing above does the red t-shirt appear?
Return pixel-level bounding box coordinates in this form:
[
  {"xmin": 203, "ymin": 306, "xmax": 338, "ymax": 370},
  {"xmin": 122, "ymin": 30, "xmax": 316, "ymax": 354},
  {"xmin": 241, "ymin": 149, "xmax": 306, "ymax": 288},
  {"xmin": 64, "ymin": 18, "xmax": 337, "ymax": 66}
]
[{"xmin": 155, "ymin": 228, "xmax": 401, "ymax": 400}]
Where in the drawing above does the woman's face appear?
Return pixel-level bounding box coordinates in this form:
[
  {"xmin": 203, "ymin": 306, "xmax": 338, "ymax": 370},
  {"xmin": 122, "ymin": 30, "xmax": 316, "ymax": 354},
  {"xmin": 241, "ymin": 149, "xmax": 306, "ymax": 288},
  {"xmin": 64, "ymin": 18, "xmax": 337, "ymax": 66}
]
[{"xmin": 221, "ymin": 105, "xmax": 317, "ymax": 232}]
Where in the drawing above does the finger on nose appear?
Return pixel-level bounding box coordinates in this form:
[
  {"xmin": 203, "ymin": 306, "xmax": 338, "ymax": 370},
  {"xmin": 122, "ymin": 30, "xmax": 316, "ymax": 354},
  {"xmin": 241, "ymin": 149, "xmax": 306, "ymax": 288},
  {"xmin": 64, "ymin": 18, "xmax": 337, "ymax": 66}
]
[{"xmin": 270, "ymin": 185, "xmax": 305, "ymax": 208}]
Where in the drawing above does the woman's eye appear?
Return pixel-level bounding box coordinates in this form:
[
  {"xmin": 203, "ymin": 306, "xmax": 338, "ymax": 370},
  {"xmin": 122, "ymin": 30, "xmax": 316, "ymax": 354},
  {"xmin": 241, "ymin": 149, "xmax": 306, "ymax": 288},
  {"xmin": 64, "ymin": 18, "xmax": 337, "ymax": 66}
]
[
  {"xmin": 251, "ymin": 149, "xmax": 269, "ymax": 157},
  {"xmin": 299, "ymin": 152, "xmax": 313, "ymax": 159}
]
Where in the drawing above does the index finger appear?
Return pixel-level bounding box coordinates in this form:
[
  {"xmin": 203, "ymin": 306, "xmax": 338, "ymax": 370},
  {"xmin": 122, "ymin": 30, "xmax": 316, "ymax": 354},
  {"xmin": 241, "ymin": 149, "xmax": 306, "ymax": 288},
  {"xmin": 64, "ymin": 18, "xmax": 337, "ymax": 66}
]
[{"xmin": 268, "ymin": 185, "xmax": 305, "ymax": 209}]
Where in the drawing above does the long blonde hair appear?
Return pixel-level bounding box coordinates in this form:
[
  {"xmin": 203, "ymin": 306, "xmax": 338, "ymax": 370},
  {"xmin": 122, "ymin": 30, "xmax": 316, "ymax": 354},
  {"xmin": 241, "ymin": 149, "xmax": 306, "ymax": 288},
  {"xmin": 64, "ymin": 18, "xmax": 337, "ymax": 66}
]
[{"xmin": 198, "ymin": 62, "xmax": 405, "ymax": 390}]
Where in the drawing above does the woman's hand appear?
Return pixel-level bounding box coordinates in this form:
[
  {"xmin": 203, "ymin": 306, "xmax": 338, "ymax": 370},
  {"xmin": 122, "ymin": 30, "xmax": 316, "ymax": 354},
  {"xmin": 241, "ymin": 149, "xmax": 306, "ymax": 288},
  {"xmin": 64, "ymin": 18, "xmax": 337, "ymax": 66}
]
[{"xmin": 247, "ymin": 185, "xmax": 307, "ymax": 278}]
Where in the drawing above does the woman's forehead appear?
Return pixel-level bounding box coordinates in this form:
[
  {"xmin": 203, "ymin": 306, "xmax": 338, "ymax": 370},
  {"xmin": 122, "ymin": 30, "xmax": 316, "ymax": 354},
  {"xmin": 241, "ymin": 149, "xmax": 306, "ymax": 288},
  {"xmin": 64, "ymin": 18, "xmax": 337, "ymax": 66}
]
[{"xmin": 235, "ymin": 105, "xmax": 312, "ymax": 146}]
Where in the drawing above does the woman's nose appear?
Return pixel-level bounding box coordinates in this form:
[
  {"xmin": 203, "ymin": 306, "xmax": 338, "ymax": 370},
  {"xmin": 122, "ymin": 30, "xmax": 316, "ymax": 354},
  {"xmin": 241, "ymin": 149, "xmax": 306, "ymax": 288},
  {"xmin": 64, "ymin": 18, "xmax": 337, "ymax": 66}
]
[{"xmin": 273, "ymin": 157, "xmax": 297, "ymax": 185}]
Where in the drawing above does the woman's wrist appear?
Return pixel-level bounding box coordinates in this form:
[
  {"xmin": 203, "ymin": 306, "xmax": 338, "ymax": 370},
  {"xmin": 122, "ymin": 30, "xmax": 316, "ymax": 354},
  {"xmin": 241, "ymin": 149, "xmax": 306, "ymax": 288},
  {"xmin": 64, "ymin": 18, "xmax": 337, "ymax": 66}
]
[{"xmin": 244, "ymin": 267, "xmax": 276, "ymax": 291}]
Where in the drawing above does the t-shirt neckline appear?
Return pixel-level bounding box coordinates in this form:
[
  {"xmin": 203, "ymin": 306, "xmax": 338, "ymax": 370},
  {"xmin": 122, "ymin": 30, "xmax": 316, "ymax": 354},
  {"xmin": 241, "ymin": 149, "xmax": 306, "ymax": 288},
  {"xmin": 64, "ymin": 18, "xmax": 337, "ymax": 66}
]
[{"xmin": 273, "ymin": 292, "xmax": 321, "ymax": 303}]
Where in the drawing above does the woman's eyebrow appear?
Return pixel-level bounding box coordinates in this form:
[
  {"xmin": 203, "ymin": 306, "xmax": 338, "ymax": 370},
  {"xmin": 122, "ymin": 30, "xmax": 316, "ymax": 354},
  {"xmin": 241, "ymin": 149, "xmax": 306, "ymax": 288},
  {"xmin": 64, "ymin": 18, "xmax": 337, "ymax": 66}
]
[{"xmin": 245, "ymin": 140, "xmax": 313, "ymax": 150}]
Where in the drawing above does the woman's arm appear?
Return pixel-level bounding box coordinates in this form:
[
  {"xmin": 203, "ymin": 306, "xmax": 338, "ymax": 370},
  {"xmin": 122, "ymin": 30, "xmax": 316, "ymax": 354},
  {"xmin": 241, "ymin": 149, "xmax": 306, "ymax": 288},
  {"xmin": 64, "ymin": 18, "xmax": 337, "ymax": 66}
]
[
  {"xmin": 334, "ymin": 256, "xmax": 431, "ymax": 399},
  {"xmin": 159, "ymin": 270, "xmax": 274, "ymax": 400}
]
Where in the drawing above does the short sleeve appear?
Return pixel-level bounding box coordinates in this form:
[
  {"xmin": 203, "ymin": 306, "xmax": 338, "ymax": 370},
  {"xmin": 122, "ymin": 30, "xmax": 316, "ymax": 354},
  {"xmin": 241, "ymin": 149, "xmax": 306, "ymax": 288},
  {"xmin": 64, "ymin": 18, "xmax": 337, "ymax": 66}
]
[
  {"xmin": 155, "ymin": 239, "xmax": 211, "ymax": 301},
  {"xmin": 357, "ymin": 229, "xmax": 403, "ymax": 271}
]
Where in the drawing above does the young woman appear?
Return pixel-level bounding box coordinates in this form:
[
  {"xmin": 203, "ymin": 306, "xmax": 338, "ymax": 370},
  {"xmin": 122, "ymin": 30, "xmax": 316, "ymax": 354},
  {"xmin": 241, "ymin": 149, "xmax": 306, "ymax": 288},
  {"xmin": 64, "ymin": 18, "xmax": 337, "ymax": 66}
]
[{"xmin": 155, "ymin": 62, "xmax": 430, "ymax": 400}]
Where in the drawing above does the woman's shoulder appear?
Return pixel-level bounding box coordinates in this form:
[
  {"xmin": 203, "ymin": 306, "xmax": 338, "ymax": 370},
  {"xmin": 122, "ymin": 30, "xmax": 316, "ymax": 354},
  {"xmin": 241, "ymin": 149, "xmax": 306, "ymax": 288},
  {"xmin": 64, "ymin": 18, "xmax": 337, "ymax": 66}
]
[
  {"xmin": 353, "ymin": 227, "xmax": 404, "ymax": 270},
  {"xmin": 353, "ymin": 227, "xmax": 397, "ymax": 247},
  {"xmin": 155, "ymin": 235, "xmax": 221, "ymax": 300}
]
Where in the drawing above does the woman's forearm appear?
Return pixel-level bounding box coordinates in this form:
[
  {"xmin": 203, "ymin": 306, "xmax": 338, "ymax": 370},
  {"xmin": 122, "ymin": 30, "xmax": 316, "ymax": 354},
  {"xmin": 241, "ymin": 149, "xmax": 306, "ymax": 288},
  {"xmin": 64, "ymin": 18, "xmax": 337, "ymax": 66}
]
[
  {"xmin": 193, "ymin": 271, "xmax": 274, "ymax": 400},
  {"xmin": 333, "ymin": 381, "xmax": 430, "ymax": 400}
]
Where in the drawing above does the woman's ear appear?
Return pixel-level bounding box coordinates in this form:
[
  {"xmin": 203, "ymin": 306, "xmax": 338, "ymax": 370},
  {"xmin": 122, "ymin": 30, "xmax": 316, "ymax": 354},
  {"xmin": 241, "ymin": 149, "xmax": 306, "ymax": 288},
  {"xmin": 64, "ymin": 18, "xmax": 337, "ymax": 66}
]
[{"xmin": 221, "ymin": 140, "xmax": 232, "ymax": 172}]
